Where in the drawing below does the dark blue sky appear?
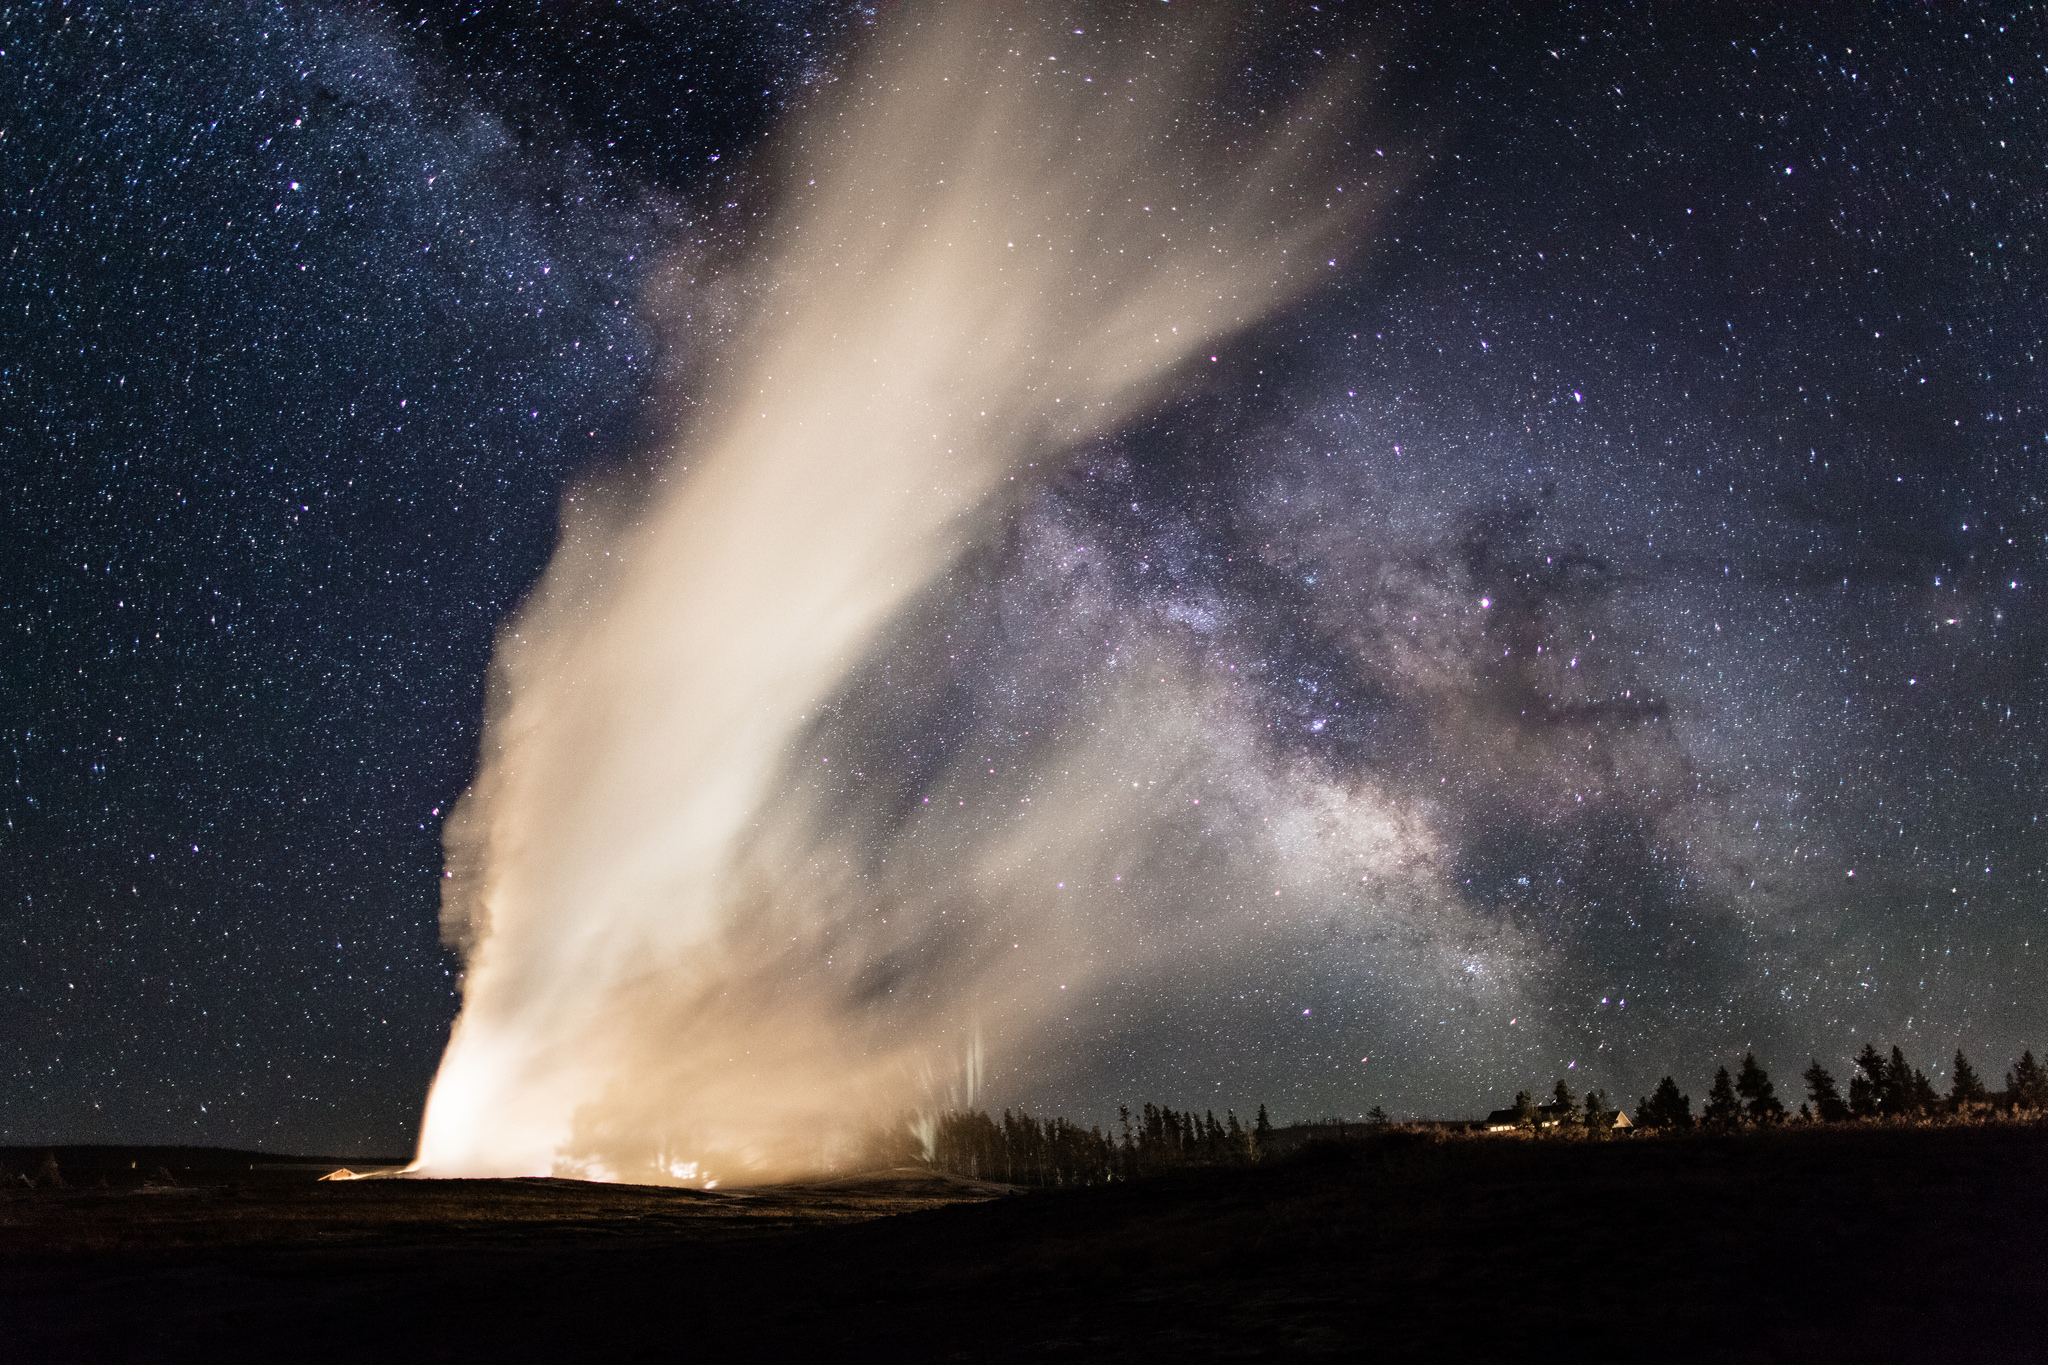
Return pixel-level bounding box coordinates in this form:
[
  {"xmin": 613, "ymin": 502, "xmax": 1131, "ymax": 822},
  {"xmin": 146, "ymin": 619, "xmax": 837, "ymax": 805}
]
[{"xmin": 4, "ymin": 3, "xmax": 2042, "ymax": 1153}]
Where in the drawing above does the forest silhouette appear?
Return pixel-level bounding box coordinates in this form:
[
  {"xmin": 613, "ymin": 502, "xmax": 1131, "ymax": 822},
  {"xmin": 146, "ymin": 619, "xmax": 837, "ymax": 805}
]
[{"xmin": 905, "ymin": 1042, "xmax": 2047, "ymax": 1187}]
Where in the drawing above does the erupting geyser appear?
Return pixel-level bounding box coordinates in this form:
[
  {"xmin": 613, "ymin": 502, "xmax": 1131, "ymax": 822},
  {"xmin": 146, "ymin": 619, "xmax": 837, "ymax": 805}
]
[{"xmin": 414, "ymin": 3, "xmax": 1377, "ymax": 1183}]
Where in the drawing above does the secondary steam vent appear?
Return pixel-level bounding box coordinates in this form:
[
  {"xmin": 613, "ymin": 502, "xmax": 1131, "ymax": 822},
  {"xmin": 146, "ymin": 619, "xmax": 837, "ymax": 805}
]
[{"xmin": 414, "ymin": 3, "xmax": 1375, "ymax": 1182}]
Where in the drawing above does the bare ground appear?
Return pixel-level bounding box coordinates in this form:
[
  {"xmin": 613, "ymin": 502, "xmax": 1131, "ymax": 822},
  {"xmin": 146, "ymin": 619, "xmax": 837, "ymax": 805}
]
[{"xmin": 4, "ymin": 1122, "xmax": 2045, "ymax": 1362}]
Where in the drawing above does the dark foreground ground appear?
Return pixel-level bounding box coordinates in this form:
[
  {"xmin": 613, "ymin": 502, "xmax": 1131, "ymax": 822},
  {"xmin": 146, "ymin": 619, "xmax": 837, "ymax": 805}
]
[{"xmin": 4, "ymin": 1122, "xmax": 2045, "ymax": 1362}]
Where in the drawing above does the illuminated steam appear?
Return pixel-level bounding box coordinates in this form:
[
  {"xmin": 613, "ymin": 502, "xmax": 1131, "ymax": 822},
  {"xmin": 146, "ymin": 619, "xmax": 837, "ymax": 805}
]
[{"xmin": 415, "ymin": 5, "xmax": 1381, "ymax": 1181}]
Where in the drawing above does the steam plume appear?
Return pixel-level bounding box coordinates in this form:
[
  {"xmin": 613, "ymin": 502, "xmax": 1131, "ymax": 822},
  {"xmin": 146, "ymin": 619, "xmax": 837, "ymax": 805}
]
[{"xmin": 415, "ymin": 4, "xmax": 1376, "ymax": 1181}]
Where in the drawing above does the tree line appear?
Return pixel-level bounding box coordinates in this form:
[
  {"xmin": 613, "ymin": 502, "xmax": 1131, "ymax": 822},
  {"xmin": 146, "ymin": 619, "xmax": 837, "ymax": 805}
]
[
  {"xmin": 1630, "ymin": 1044, "xmax": 2047, "ymax": 1130},
  {"xmin": 912, "ymin": 1042, "xmax": 2045, "ymax": 1186},
  {"xmin": 923, "ymin": 1101, "xmax": 1278, "ymax": 1186}
]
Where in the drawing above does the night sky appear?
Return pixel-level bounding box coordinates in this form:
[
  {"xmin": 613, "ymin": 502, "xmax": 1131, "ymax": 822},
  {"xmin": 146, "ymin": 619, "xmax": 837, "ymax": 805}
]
[{"xmin": 6, "ymin": 3, "xmax": 2044, "ymax": 1155}]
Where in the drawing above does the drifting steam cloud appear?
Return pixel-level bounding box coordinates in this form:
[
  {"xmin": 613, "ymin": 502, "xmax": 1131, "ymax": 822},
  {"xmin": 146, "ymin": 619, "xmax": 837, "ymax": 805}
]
[{"xmin": 415, "ymin": 4, "xmax": 1380, "ymax": 1181}]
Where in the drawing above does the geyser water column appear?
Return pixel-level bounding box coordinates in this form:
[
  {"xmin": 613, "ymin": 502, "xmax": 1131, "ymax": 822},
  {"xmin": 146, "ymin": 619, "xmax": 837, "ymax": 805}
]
[{"xmin": 415, "ymin": 4, "xmax": 1378, "ymax": 1182}]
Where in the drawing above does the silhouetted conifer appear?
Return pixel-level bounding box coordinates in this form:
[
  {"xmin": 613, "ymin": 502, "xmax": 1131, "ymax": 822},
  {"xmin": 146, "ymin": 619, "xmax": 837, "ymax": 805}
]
[
  {"xmin": 1803, "ymin": 1060, "xmax": 1850, "ymax": 1122},
  {"xmin": 1909, "ymin": 1069, "xmax": 1939, "ymax": 1116},
  {"xmin": 1950, "ymin": 1051, "xmax": 1988, "ymax": 1108},
  {"xmin": 1884, "ymin": 1046, "xmax": 1916, "ymax": 1115},
  {"xmin": 1551, "ymin": 1078, "xmax": 1580, "ymax": 1127},
  {"xmin": 1511, "ymin": 1089, "xmax": 1540, "ymax": 1130},
  {"xmin": 1703, "ymin": 1066, "xmax": 1743, "ymax": 1128},
  {"xmin": 1365, "ymin": 1105, "xmax": 1391, "ymax": 1128},
  {"xmin": 1254, "ymin": 1103, "xmax": 1274, "ymax": 1152},
  {"xmin": 1735, "ymin": 1053, "xmax": 1785, "ymax": 1124},
  {"xmin": 1636, "ymin": 1076, "xmax": 1693, "ymax": 1129},
  {"xmin": 1583, "ymin": 1089, "xmax": 1613, "ymax": 1134},
  {"xmin": 2008, "ymin": 1051, "xmax": 2046, "ymax": 1110},
  {"xmin": 1849, "ymin": 1043, "xmax": 1887, "ymax": 1118}
]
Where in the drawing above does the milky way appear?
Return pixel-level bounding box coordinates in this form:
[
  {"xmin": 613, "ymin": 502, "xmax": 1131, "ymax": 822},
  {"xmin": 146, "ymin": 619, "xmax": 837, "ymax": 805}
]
[{"xmin": 4, "ymin": 4, "xmax": 2043, "ymax": 1155}]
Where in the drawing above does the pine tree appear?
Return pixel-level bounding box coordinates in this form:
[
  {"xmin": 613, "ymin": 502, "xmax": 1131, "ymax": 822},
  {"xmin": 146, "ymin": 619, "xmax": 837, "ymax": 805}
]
[
  {"xmin": 1884, "ymin": 1047, "xmax": 1916, "ymax": 1115},
  {"xmin": 1365, "ymin": 1105, "xmax": 1391, "ymax": 1128},
  {"xmin": 1849, "ymin": 1043, "xmax": 1886, "ymax": 1118},
  {"xmin": 2009, "ymin": 1051, "xmax": 2047, "ymax": 1110},
  {"xmin": 1512, "ymin": 1089, "xmax": 1540, "ymax": 1130},
  {"xmin": 1803, "ymin": 1060, "xmax": 1849, "ymax": 1123},
  {"xmin": 1253, "ymin": 1103, "xmax": 1274, "ymax": 1151},
  {"xmin": 1638, "ymin": 1075, "xmax": 1692, "ymax": 1130},
  {"xmin": 1141, "ymin": 1102, "xmax": 1166, "ymax": 1164},
  {"xmin": 1583, "ymin": 1089, "xmax": 1612, "ymax": 1134},
  {"xmin": 1951, "ymin": 1050, "xmax": 1988, "ymax": 1108},
  {"xmin": 1735, "ymin": 1053, "xmax": 1786, "ymax": 1124},
  {"xmin": 1703, "ymin": 1065, "xmax": 1743, "ymax": 1128},
  {"xmin": 1551, "ymin": 1078, "xmax": 1580, "ymax": 1128}
]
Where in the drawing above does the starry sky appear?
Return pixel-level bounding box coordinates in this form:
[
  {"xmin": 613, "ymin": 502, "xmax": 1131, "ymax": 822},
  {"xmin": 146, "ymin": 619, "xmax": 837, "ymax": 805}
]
[{"xmin": 5, "ymin": 2, "xmax": 2044, "ymax": 1155}]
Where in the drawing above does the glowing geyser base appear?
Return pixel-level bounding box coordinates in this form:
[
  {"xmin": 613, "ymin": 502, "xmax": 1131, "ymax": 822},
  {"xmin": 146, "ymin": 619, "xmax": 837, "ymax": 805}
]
[{"xmin": 415, "ymin": 3, "xmax": 1374, "ymax": 1184}]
